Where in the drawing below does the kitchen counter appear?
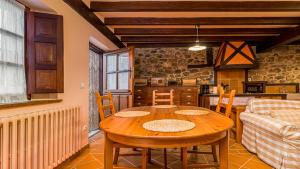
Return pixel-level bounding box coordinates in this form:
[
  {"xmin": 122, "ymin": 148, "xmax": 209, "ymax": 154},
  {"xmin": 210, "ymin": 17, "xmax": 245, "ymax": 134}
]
[
  {"xmin": 199, "ymin": 93, "xmax": 291, "ymax": 108},
  {"xmin": 200, "ymin": 93, "xmax": 288, "ymax": 97}
]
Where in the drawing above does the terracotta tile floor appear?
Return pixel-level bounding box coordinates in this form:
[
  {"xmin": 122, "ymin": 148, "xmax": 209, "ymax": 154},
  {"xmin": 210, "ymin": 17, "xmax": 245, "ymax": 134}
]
[{"xmin": 57, "ymin": 132, "xmax": 273, "ymax": 169}]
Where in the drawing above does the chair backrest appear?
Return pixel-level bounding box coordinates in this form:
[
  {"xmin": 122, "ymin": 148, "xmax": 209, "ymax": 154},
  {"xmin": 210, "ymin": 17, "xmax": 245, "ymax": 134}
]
[
  {"xmin": 216, "ymin": 89, "xmax": 236, "ymax": 117},
  {"xmin": 152, "ymin": 89, "xmax": 174, "ymax": 106},
  {"xmin": 95, "ymin": 91, "xmax": 116, "ymax": 121}
]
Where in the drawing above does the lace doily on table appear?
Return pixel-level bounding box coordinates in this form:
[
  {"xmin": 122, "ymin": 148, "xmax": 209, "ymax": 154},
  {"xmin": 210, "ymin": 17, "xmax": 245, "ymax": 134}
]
[
  {"xmin": 143, "ymin": 119, "xmax": 195, "ymax": 132},
  {"xmin": 114, "ymin": 111, "xmax": 150, "ymax": 117},
  {"xmin": 152, "ymin": 105, "xmax": 177, "ymax": 109},
  {"xmin": 174, "ymin": 110, "xmax": 209, "ymax": 115}
]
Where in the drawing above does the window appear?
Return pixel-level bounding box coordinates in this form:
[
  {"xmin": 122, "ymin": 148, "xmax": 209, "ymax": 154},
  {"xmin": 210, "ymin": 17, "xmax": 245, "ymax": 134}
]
[
  {"xmin": 105, "ymin": 52, "xmax": 130, "ymax": 91},
  {"xmin": 0, "ymin": 0, "xmax": 26, "ymax": 103}
]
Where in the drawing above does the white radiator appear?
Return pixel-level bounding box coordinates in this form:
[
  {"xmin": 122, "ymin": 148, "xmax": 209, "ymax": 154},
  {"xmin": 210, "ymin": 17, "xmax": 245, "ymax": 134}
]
[{"xmin": 0, "ymin": 106, "xmax": 82, "ymax": 169}]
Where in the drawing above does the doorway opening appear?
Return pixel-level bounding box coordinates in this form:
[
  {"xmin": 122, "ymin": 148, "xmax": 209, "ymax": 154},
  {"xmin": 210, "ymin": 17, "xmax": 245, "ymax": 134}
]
[{"xmin": 88, "ymin": 43, "xmax": 103, "ymax": 137}]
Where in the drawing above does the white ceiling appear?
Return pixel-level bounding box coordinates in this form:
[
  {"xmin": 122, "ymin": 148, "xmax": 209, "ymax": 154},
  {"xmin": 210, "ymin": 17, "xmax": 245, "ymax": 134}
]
[{"xmin": 18, "ymin": 0, "xmax": 54, "ymax": 12}]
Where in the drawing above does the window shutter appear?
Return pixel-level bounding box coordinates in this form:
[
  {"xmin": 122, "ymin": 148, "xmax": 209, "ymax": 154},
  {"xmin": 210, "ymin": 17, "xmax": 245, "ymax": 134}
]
[{"xmin": 26, "ymin": 11, "xmax": 64, "ymax": 95}]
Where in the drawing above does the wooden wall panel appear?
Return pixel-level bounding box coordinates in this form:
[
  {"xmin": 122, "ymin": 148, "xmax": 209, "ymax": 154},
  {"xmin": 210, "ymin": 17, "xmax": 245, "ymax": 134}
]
[
  {"xmin": 119, "ymin": 95, "xmax": 129, "ymax": 110},
  {"xmin": 112, "ymin": 95, "xmax": 120, "ymax": 111},
  {"xmin": 35, "ymin": 17, "xmax": 57, "ymax": 39},
  {"xmin": 35, "ymin": 70, "xmax": 57, "ymax": 91},
  {"xmin": 217, "ymin": 70, "xmax": 245, "ymax": 94},
  {"xmin": 35, "ymin": 43, "xmax": 57, "ymax": 65}
]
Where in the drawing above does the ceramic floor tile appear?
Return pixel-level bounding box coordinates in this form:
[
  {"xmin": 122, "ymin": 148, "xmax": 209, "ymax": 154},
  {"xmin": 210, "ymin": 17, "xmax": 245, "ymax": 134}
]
[
  {"xmin": 75, "ymin": 160, "xmax": 103, "ymax": 169},
  {"xmin": 65, "ymin": 153, "xmax": 95, "ymax": 167},
  {"xmin": 92, "ymin": 153, "xmax": 104, "ymax": 162},
  {"xmin": 58, "ymin": 133, "xmax": 272, "ymax": 169},
  {"xmin": 242, "ymin": 156, "xmax": 273, "ymax": 169}
]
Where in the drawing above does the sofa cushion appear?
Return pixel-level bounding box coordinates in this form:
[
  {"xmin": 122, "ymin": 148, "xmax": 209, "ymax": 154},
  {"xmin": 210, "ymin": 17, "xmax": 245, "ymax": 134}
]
[
  {"xmin": 270, "ymin": 110, "xmax": 300, "ymax": 126},
  {"xmin": 240, "ymin": 112, "xmax": 299, "ymax": 137},
  {"xmin": 246, "ymin": 99, "xmax": 300, "ymax": 115}
]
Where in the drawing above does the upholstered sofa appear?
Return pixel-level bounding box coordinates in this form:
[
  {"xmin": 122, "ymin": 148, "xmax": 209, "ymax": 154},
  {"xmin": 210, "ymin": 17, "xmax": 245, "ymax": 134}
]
[{"xmin": 240, "ymin": 99, "xmax": 300, "ymax": 169}]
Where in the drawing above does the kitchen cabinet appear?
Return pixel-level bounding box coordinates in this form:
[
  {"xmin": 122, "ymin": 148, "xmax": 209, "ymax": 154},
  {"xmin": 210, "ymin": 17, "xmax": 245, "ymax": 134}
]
[{"xmin": 134, "ymin": 86, "xmax": 199, "ymax": 107}]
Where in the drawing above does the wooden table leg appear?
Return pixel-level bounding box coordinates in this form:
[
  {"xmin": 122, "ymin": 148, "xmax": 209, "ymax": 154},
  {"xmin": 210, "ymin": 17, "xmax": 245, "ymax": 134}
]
[
  {"xmin": 104, "ymin": 133, "xmax": 114, "ymax": 169},
  {"xmin": 236, "ymin": 118, "xmax": 243, "ymax": 144},
  {"xmin": 182, "ymin": 147, "xmax": 188, "ymax": 169},
  {"xmin": 142, "ymin": 149, "xmax": 148, "ymax": 169},
  {"xmin": 235, "ymin": 106, "xmax": 245, "ymax": 144},
  {"xmin": 219, "ymin": 131, "xmax": 229, "ymax": 169},
  {"xmin": 164, "ymin": 148, "xmax": 167, "ymax": 169}
]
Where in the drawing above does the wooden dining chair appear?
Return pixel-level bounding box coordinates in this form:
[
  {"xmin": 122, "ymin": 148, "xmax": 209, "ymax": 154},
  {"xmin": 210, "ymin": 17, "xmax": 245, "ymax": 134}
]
[
  {"xmin": 216, "ymin": 89, "xmax": 242, "ymax": 144},
  {"xmin": 150, "ymin": 89, "xmax": 174, "ymax": 168},
  {"xmin": 152, "ymin": 89, "xmax": 174, "ymax": 105},
  {"xmin": 95, "ymin": 91, "xmax": 148, "ymax": 168},
  {"xmin": 216, "ymin": 89, "xmax": 236, "ymax": 117},
  {"xmin": 181, "ymin": 89, "xmax": 236, "ymax": 168}
]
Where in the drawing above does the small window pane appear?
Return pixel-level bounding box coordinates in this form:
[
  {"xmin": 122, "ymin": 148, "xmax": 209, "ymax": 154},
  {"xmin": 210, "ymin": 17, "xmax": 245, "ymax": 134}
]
[
  {"xmin": 118, "ymin": 72, "xmax": 129, "ymax": 90},
  {"xmin": 118, "ymin": 53, "xmax": 129, "ymax": 71},
  {"xmin": 0, "ymin": 0, "xmax": 26, "ymax": 104},
  {"xmin": 107, "ymin": 73, "xmax": 117, "ymax": 90},
  {"xmin": 106, "ymin": 54, "xmax": 117, "ymax": 72}
]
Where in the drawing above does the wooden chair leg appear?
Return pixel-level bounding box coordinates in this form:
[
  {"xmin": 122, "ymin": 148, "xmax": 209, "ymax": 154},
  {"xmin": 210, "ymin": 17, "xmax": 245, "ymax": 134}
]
[
  {"xmin": 164, "ymin": 148, "xmax": 168, "ymax": 169},
  {"xmin": 148, "ymin": 149, "xmax": 152, "ymax": 163},
  {"xmin": 182, "ymin": 147, "xmax": 188, "ymax": 169},
  {"xmin": 113, "ymin": 147, "xmax": 120, "ymax": 164},
  {"xmin": 180, "ymin": 148, "xmax": 183, "ymax": 161},
  {"xmin": 192, "ymin": 146, "xmax": 198, "ymax": 151},
  {"xmin": 212, "ymin": 145, "xmax": 218, "ymax": 162},
  {"xmin": 142, "ymin": 149, "xmax": 148, "ymax": 169}
]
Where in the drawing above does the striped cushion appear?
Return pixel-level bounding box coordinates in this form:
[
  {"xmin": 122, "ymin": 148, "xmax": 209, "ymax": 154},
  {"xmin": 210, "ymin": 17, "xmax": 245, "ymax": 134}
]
[
  {"xmin": 246, "ymin": 99, "xmax": 300, "ymax": 115},
  {"xmin": 271, "ymin": 110, "xmax": 300, "ymax": 126}
]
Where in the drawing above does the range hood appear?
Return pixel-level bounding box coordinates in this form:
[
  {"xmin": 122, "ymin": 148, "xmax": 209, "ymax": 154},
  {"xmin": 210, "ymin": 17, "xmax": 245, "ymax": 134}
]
[{"xmin": 215, "ymin": 41, "xmax": 257, "ymax": 69}]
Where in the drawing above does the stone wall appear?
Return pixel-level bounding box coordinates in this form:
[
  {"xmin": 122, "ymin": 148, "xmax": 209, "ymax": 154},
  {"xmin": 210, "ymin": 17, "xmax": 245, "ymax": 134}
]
[
  {"xmin": 134, "ymin": 45, "xmax": 300, "ymax": 85},
  {"xmin": 248, "ymin": 45, "xmax": 300, "ymax": 84},
  {"xmin": 134, "ymin": 48, "xmax": 216, "ymax": 84}
]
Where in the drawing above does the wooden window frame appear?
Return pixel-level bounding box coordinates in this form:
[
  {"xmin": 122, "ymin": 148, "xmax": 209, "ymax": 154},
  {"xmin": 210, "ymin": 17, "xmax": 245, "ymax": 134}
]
[
  {"xmin": 104, "ymin": 48, "xmax": 132, "ymax": 94},
  {"xmin": 0, "ymin": 0, "xmax": 27, "ymax": 103}
]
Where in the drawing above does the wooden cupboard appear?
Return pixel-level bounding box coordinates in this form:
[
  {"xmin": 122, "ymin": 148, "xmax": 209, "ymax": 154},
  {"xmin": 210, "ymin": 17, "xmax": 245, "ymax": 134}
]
[
  {"xmin": 134, "ymin": 86, "xmax": 199, "ymax": 107},
  {"xmin": 216, "ymin": 69, "xmax": 246, "ymax": 94}
]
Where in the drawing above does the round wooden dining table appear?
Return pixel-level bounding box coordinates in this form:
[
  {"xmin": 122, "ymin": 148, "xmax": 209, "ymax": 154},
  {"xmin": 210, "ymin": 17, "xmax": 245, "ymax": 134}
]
[{"xmin": 101, "ymin": 106, "xmax": 234, "ymax": 169}]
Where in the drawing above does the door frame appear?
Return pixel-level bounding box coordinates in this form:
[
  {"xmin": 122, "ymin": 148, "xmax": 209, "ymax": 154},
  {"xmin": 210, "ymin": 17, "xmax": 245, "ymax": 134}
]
[{"xmin": 88, "ymin": 42, "xmax": 104, "ymax": 133}]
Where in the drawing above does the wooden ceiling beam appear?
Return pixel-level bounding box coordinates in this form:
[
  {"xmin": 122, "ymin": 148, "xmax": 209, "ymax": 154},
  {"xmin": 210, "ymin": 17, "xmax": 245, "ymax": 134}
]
[
  {"xmin": 257, "ymin": 26, "xmax": 300, "ymax": 53},
  {"xmin": 105, "ymin": 17, "xmax": 300, "ymax": 25},
  {"xmin": 114, "ymin": 28, "xmax": 285, "ymax": 35},
  {"xmin": 127, "ymin": 42, "xmax": 221, "ymax": 48},
  {"xmin": 63, "ymin": 0, "xmax": 125, "ymax": 48},
  {"xmin": 126, "ymin": 41, "xmax": 260, "ymax": 48},
  {"xmin": 121, "ymin": 36, "xmax": 271, "ymax": 43},
  {"xmin": 91, "ymin": 1, "xmax": 300, "ymax": 12}
]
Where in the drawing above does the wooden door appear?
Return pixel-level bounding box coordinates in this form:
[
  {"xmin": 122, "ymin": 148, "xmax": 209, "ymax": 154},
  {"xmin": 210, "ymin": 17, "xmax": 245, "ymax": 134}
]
[{"xmin": 103, "ymin": 48, "xmax": 134, "ymax": 111}]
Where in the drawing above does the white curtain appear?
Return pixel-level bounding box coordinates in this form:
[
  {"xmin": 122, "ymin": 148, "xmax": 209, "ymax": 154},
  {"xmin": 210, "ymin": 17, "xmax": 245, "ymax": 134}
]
[{"xmin": 0, "ymin": 0, "xmax": 27, "ymax": 103}]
